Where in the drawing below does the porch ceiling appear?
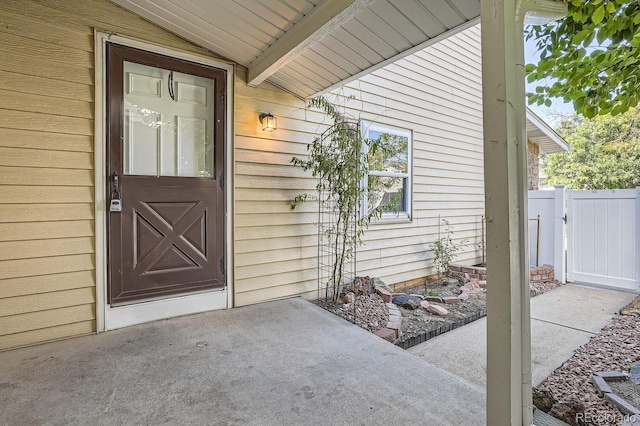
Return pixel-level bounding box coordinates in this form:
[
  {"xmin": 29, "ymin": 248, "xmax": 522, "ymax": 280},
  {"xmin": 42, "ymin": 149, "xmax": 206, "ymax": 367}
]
[{"xmin": 108, "ymin": 0, "xmax": 480, "ymax": 99}]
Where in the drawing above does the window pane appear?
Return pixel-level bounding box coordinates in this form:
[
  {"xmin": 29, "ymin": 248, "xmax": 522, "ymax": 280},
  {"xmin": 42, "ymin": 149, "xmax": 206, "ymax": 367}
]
[
  {"xmin": 123, "ymin": 61, "xmax": 214, "ymax": 177},
  {"xmin": 368, "ymin": 130, "xmax": 408, "ymax": 174},
  {"xmin": 367, "ymin": 176, "xmax": 406, "ymax": 214}
]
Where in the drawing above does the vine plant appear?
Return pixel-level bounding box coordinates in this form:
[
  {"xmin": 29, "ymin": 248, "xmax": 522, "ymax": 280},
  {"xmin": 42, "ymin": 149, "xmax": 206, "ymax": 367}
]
[{"xmin": 291, "ymin": 96, "xmax": 397, "ymax": 303}]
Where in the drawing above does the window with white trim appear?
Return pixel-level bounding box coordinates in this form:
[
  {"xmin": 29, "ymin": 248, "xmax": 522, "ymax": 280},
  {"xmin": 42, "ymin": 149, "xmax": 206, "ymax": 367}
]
[{"xmin": 362, "ymin": 123, "xmax": 412, "ymax": 220}]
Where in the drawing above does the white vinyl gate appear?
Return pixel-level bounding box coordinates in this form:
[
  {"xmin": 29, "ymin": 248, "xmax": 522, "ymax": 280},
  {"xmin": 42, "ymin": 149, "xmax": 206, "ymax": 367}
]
[
  {"xmin": 528, "ymin": 186, "xmax": 639, "ymax": 292},
  {"xmin": 566, "ymin": 189, "xmax": 639, "ymax": 291}
]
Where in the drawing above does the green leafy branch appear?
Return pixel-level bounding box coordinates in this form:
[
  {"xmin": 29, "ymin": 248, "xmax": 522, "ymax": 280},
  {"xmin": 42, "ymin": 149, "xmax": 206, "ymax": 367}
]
[
  {"xmin": 525, "ymin": 0, "xmax": 640, "ymax": 117},
  {"xmin": 430, "ymin": 219, "xmax": 467, "ymax": 284},
  {"xmin": 290, "ymin": 96, "xmax": 398, "ymax": 302}
]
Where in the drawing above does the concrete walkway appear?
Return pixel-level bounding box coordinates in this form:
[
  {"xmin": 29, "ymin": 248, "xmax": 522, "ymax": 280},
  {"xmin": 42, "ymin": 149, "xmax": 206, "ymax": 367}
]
[
  {"xmin": 0, "ymin": 298, "xmax": 484, "ymax": 426},
  {"xmin": 408, "ymin": 284, "xmax": 636, "ymax": 387}
]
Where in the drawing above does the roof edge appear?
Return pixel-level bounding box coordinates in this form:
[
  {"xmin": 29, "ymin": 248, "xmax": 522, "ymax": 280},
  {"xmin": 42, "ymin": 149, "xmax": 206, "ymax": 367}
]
[{"xmin": 526, "ymin": 108, "xmax": 571, "ymax": 152}]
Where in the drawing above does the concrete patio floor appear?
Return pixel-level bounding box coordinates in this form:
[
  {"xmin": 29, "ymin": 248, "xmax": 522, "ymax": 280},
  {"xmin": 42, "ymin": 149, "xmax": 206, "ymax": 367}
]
[
  {"xmin": 0, "ymin": 298, "xmax": 485, "ymax": 426},
  {"xmin": 409, "ymin": 283, "xmax": 636, "ymax": 387}
]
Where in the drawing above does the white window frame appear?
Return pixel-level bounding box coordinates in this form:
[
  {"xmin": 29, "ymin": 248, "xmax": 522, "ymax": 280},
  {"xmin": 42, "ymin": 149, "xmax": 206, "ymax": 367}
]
[{"xmin": 361, "ymin": 122, "xmax": 413, "ymax": 221}]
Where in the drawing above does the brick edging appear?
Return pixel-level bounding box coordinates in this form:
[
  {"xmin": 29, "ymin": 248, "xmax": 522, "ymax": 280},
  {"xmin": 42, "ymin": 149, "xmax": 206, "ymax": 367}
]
[
  {"xmin": 451, "ymin": 263, "xmax": 555, "ymax": 282},
  {"xmin": 591, "ymin": 371, "xmax": 640, "ymax": 417},
  {"xmin": 394, "ymin": 308, "xmax": 487, "ymax": 350}
]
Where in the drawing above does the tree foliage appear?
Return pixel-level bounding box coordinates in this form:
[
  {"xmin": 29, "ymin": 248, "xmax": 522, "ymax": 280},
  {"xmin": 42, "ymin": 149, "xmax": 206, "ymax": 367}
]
[
  {"xmin": 526, "ymin": 0, "xmax": 640, "ymax": 118},
  {"xmin": 542, "ymin": 108, "xmax": 640, "ymax": 189}
]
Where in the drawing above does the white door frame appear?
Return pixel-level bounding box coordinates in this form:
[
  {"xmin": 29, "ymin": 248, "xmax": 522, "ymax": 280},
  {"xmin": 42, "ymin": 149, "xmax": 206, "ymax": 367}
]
[{"xmin": 94, "ymin": 31, "xmax": 235, "ymax": 331}]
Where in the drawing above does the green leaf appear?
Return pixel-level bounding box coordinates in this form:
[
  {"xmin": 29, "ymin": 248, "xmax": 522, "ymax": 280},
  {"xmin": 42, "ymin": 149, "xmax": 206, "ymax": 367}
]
[
  {"xmin": 592, "ymin": 5, "xmax": 605, "ymax": 24},
  {"xmin": 605, "ymin": 1, "xmax": 615, "ymax": 13},
  {"xmin": 528, "ymin": 0, "xmax": 640, "ymax": 117},
  {"xmin": 572, "ymin": 29, "xmax": 589, "ymax": 44},
  {"xmin": 584, "ymin": 106, "xmax": 597, "ymax": 118}
]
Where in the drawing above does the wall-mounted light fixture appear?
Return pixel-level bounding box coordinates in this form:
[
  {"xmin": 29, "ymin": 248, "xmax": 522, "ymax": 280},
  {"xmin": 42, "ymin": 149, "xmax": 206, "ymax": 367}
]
[{"xmin": 259, "ymin": 111, "xmax": 277, "ymax": 132}]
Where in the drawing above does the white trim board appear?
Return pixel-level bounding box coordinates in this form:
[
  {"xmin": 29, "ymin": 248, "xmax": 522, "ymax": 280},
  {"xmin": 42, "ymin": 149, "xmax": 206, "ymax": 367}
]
[
  {"xmin": 104, "ymin": 290, "xmax": 228, "ymax": 330},
  {"xmin": 94, "ymin": 31, "xmax": 235, "ymax": 332}
]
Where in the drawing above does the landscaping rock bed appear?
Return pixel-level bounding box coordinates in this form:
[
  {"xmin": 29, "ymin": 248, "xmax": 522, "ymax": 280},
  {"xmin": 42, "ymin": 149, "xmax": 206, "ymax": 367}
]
[
  {"xmin": 535, "ymin": 296, "xmax": 640, "ymax": 426},
  {"xmin": 316, "ymin": 272, "xmax": 639, "ymax": 426},
  {"xmin": 316, "ymin": 273, "xmax": 563, "ymax": 350}
]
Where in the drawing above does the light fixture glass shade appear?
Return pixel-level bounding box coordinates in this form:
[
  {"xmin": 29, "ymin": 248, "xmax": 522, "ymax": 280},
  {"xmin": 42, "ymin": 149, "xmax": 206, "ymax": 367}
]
[{"xmin": 259, "ymin": 112, "xmax": 277, "ymax": 132}]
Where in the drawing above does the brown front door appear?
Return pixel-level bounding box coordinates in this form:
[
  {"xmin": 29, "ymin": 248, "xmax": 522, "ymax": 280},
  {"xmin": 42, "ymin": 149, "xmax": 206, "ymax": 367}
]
[{"xmin": 107, "ymin": 43, "xmax": 226, "ymax": 305}]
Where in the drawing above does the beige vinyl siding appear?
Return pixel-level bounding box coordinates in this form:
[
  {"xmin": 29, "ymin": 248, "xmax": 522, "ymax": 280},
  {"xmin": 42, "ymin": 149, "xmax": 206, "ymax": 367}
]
[
  {"xmin": 338, "ymin": 25, "xmax": 485, "ymax": 285},
  {"xmin": 233, "ymin": 25, "xmax": 486, "ymax": 303},
  {"xmin": 0, "ymin": 0, "xmax": 221, "ymax": 350},
  {"xmin": 233, "ymin": 66, "xmax": 329, "ymax": 306}
]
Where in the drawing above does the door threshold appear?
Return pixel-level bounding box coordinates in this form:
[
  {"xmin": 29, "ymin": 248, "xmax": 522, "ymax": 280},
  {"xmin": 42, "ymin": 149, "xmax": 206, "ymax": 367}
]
[{"xmin": 104, "ymin": 289, "xmax": 227, "ymax": 330}]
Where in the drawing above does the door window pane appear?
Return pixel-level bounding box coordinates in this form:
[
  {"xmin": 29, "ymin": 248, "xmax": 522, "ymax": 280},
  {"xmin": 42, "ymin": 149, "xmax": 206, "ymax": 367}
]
[{"xmin": 123, "ymin": 61, "xmax": 214, "ymax": 177}]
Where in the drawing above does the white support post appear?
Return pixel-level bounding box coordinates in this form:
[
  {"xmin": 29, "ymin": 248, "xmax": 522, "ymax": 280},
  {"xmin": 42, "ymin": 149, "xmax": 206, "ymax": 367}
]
[
  {"xmin": 481, "ymin": 1, "xmax": 531, "ymax": 423},
  {"xmin": 554, "ymin": 185, "xmax": 567, "ymax": 284},
  {"xmin": 481, "ymin": 1, "xmax": 566, "ymax": 424}
]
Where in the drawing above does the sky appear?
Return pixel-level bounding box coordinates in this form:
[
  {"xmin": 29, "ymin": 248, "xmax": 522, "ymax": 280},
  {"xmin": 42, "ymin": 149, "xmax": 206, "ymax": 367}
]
[{"xmin": 524, "ymin": 34, "xmax": 575, "ymax": 128}]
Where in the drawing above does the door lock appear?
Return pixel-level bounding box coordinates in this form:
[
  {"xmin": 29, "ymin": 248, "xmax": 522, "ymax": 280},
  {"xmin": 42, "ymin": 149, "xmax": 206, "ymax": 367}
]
[
  {"xmin": 109, "ymin": 199, "xmax": 122, "ymax": 212},
  {"xmin": 110, "ymin": 172, "xmax": 122, "ymax": 212}
]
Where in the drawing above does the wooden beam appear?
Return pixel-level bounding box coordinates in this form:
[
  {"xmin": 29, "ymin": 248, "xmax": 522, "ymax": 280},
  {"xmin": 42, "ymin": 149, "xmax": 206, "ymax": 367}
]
[{"xmin": 247, "ymin": 0, "xmax": 373, "ymax": 87}]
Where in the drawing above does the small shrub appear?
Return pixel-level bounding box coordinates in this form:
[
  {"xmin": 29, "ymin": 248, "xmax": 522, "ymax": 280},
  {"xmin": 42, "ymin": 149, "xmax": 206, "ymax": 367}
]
[{"xmin": 430, "ymin": 219, "xmax": 467, "ymax": 284}]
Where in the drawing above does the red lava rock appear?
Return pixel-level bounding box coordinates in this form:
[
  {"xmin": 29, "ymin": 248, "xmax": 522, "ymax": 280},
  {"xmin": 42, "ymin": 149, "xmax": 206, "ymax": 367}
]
[
  {"xmin": 537, "ymin": 314, "xmax": 640, "ymax": 423},
  {"xmin": 374, "ymin": 328, "xmax": 396, "ymax": 342},
  {"xmin": 343, "ymin": 292, "xmax": 355, "ymax": 304},
  {"xmin": 426, "ymin": 305, "xmax": 449, "ymax": 316},
  {"xmin": 460, "ymin": 285, "xmax": 473, "ymax": 293},
  {"xmin": 351, "ymin": 276, "xmax": 375, "ymax": 295},
  {"xmin": 386, "ymin": 320, "xmax": 401, "ymax": 330}
]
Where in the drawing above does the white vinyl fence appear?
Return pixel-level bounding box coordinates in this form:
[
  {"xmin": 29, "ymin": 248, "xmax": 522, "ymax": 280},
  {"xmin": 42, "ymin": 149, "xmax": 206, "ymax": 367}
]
[
  {"xmin": 529, "ymin": 186, "xmax": 640, "ymax": 292},
  {"xmin": 567, "ymin": 188, "xmax": 639, "ymax": 291},
  {"xmin": 528, "ymin": 187, "xmax": 566, "ymax": 282}
]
